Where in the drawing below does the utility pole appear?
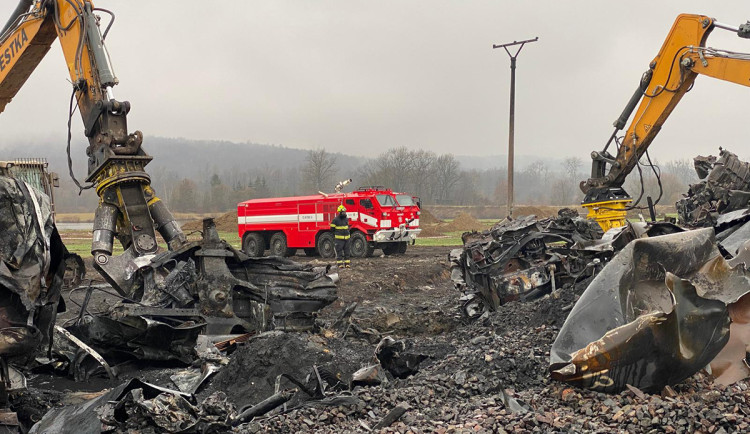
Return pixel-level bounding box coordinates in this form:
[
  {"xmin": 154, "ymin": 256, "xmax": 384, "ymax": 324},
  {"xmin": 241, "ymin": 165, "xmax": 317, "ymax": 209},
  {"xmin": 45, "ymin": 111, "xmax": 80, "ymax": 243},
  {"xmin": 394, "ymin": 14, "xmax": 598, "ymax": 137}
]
[{"xmin": 493, "ymin": 37, "xmax": 537, "ymax": 218}]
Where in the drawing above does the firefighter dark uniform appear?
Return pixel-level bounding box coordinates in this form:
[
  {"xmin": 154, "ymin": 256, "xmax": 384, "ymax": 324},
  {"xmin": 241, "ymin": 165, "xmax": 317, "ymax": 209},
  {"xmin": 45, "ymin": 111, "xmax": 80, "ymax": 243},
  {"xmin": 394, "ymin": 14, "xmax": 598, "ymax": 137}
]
[{"xmin": 331, "ymin": 205, "xmax": 351, "ymax": 268}]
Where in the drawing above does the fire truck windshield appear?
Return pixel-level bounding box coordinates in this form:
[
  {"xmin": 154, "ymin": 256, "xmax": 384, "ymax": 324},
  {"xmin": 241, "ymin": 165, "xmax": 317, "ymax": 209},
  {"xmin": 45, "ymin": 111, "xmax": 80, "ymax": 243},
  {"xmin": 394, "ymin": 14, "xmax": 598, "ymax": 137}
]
[
  {"xmin": 395, "ymin": 194, "xmax": 414, "ymax": 206},
  {"xmin": 375, "ymin": 194, "xmax": 396, "ymax": 207}
]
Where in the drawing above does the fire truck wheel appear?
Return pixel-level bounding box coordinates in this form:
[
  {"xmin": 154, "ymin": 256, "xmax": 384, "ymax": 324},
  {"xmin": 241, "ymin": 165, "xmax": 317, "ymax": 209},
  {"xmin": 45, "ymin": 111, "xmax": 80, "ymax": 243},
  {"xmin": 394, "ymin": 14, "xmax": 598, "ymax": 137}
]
[
  {"xmin": 304, "ymin": 248, "xmax": 318, "ymax": 257},
  {"xmin": 269, "ymin": 232, "xmax": 291, "ymax": 257},
  {"xmin": 349, "ymin": 231, "xmax": 368, "ymax": 258},
  {"xmin": 397, "ymin": 242, "xmax": 408, "ymax": 254},
  {"xmin": 317, "ymin": 232, "xmax": 336, "ymax": 258},
  {"xmin": 242, "ymin": 232, "xmax": 265, "ymax": 257}
]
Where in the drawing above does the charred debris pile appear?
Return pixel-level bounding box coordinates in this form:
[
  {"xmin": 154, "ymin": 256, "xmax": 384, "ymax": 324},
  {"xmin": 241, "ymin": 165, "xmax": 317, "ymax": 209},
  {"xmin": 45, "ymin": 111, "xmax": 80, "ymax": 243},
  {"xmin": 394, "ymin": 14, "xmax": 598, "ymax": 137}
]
[
  {"xmin": 451, "ymin": 148, "xmax": 750, "ymax": 397},
  {"xmin": 29, "ymin": 314, "xmax": 454, "ymax": 433},
  {"xmin": 0, "ymin": 175, "xmax": 340, "ymax": 432},
  {"xmin": 30, "ymin": 290, "xmax": 750, "ymax": 433}
]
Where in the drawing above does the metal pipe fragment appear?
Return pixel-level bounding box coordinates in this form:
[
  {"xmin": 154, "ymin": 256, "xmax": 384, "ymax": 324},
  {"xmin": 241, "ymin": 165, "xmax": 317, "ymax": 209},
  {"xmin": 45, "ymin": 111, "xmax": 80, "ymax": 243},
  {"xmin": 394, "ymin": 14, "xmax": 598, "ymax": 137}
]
[{"xmin": 231, "ymin": 388, "xmax": 296, "ymax": 426}]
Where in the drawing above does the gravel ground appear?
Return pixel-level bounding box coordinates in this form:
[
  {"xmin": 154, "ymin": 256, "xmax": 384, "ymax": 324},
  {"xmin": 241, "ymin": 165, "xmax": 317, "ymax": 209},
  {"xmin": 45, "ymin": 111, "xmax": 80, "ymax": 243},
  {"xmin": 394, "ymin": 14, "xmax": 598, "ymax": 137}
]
[{"xmin": 239, "ymin": 273, "xmax": 750, "ymax": 433}]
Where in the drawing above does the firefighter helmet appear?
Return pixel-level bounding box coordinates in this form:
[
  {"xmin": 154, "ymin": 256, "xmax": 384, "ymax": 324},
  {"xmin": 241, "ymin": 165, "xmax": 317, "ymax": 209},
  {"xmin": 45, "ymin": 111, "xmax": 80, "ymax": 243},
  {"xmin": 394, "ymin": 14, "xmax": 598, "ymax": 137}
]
[{"xmin": 337, "ymin": 205, "xmax": 346, "ymax": 213}]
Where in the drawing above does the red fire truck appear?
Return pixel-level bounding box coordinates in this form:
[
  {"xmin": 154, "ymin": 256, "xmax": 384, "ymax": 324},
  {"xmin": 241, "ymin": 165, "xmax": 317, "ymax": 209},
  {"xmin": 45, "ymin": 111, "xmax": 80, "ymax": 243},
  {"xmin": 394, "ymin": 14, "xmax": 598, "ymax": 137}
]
[{"xmin": 237, "ymin": 187, "xmax": 421, "ymax": 258}]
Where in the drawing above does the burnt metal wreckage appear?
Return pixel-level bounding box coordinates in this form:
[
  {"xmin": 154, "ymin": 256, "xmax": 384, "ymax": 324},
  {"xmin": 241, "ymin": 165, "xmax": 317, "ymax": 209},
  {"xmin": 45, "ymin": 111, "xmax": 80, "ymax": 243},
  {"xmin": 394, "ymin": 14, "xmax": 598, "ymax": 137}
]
[
  {"xmin": 0, "ymin": 162, "xmax": 339, "ymax": 431},
  {"xmin": 47, "ymin": 218, "xmax": 338, "ymax": 371},
  {"xmin": 0, "ymin": 172, "xmax": 68, "ymax": 431},
  {"xmin": 550, "ymin": 228, "xmax": 750, "ymax": 393},
  {"xmin": 92, "ymin": 217, "xmax": 339, "ymax": 335},
  {"xmin": 450, "ymin": 209, "xmax": 624, "ymax": 319},
  {"xmin": 29, "ymin": 330, "xmax": 427, "ymax": 433},
  {"xmin": 451, "ymin": 148, "xmax": 750, "ymax": 394}
]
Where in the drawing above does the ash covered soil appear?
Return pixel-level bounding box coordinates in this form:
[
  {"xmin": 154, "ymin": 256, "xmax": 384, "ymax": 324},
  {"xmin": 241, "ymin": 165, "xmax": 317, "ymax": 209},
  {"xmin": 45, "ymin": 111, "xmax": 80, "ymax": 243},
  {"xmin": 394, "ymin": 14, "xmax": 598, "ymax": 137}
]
[
  {"xmin": 308, "ymin": 246, "xmax": 461, "ymax": 335},
  {"xmin": 20, "ymin": 246, "xmax": 750, "ymax": 433}
]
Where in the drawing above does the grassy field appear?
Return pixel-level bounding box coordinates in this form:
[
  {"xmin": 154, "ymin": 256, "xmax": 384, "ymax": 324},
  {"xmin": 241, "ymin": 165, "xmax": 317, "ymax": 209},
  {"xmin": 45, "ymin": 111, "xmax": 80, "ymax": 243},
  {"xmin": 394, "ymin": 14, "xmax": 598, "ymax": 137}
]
[
  {"xmin": 60, "ymin": 230, "xmax": 241, "ymax": 257},
  {"xmin": 414, "ymin": 231, "xmax": 464, "ymax": 246},
  {"xmin": 61, "ymin": 228, "xmax": 463, "ymax": 255}
]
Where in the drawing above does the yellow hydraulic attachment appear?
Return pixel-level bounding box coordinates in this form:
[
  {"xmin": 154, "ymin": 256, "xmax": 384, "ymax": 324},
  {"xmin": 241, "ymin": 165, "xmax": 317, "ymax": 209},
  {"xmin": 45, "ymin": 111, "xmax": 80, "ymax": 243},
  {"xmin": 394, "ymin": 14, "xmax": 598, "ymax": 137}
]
[
  {"xmin": 581, "ymin": 199, "xmax": 631, "ymax": 232},
  {"xmin": 580, "ymin": 14, "xmax": 750, "ymax": 231}
]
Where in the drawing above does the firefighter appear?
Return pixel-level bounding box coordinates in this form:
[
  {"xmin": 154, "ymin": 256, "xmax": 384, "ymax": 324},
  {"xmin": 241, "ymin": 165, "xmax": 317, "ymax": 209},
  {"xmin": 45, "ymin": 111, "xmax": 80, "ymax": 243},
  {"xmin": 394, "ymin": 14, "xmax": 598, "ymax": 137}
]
[{"xmin": 330, "ymin": 204, "xmax": 351, "ymax": 268}]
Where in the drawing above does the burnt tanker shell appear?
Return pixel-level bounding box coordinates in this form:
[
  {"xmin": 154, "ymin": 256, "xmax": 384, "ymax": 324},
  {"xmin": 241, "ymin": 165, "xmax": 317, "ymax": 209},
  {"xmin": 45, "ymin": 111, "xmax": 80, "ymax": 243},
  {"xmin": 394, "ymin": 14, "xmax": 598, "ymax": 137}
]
[{"xmin": 550, "ymin": 228, "xmax": 744, "ymax": 393}]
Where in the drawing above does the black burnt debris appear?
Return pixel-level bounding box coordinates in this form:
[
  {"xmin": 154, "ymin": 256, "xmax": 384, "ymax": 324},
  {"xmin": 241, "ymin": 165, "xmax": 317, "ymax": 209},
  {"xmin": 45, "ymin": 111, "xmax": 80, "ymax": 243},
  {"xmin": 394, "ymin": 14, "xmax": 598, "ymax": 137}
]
[
  {"xmin": 29, "ymin": 379, "xmax": 237, "ymax": 434},
  {"xmin": 677, "ymin": 148, "xmax": 750, "ymax": 228},
  {"xmin": 0, "ymin": 177, "xmax": 67, "ymax": 409},
  {"xmin": 21, "ymin": 289, "xmax": 750, "ymax": 433},
  {"xmin": 449, "ymin": 209, "xmax": 613, "ymax": 319},
  {"xmin": 3, "ymin": 151, "xmax": 750, "ymax": 433},
  {"xmin": 0, "ymin": 164, "xmax": 341, "ymax": 431},
  {"xmin": 447, "ymin": 149, "xmax": 750, "ymax": 398},
  {"xmin": 95, "ymin": 218, "xmax": 339, "ymax": 336}
]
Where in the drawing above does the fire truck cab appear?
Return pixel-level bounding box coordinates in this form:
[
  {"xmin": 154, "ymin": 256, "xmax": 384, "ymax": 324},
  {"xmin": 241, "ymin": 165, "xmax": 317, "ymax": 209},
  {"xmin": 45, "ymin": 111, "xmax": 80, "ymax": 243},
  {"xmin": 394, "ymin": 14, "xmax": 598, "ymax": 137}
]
[{"xmin": 237, "ymin": 186, "xmax": 421, "ymax": 258}]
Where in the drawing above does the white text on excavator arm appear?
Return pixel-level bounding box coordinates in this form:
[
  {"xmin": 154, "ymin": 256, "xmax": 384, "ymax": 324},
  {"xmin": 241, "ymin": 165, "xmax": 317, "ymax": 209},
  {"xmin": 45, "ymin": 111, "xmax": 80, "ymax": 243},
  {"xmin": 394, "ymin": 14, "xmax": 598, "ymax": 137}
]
[{"xmin": 0, "ymin": 0, "xmax": 186, "ymax": 295}]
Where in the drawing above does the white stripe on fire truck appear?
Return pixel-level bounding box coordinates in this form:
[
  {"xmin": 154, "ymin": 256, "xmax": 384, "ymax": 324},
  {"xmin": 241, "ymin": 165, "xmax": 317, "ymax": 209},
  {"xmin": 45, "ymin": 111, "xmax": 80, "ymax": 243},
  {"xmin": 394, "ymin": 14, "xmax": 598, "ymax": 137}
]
[{"xmin": 359, "ymin": 213, "xmax": 378, "ymax": 227}]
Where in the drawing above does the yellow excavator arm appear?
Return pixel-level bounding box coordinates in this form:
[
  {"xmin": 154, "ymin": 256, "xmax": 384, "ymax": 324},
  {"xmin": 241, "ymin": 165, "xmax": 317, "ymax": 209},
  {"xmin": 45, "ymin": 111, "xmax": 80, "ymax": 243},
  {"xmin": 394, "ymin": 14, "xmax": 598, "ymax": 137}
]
[
  {"xmin": 1, "ymin": 1, "xmax": 115, "ymax": 131},
  {"xmin": 0, "ymin": 0, "xmax": 186, "ymax": 294},
  {"xmin": 581, "ymin": 14, "xmax": 750, "ymax": 231}
]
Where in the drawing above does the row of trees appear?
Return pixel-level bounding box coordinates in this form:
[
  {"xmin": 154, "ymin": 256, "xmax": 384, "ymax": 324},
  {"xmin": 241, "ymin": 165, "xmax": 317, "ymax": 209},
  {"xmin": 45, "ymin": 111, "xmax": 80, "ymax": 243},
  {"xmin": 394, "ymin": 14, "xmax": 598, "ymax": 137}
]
[
  {"xmin": 52, "ymin": 146, "xmax": 699, "ymax": 213},
  {"xmin": 360, "ymin": 147, "xmax": 462, "ymax": 204}
]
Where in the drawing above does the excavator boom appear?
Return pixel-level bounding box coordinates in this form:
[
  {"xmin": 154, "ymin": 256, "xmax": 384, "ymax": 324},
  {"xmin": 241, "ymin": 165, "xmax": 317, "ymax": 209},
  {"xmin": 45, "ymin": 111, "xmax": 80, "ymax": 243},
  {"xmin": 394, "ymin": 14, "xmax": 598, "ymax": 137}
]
[
  {"xmin": 0, "ymin": 0, "xmax": 339, "ymax": 339},
  {"xmin": 0, "ymin": 0, "xmax": 186, "ymax": 295},
  {"xmin": 581, "ymin": 14, "xmax": 750, "ymax": 230}
]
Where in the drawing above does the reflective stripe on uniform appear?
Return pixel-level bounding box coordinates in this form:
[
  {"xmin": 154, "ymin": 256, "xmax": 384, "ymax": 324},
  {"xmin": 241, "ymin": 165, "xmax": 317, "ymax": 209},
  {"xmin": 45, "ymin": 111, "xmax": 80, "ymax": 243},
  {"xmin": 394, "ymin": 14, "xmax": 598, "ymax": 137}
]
[
  {"xmin": 335, "ymin": 235, "xmax": 350, "ymax": 239},
  {"xmin": 333, "ymin": 225, "xmax": 349, "ymax": 230}
]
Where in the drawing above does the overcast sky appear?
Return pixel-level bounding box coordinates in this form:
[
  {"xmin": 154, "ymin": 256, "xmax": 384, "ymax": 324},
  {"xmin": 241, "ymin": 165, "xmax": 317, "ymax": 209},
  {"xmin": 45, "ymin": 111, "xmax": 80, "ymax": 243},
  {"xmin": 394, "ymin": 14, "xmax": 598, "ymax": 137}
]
[{"xmin": 1, "ymin": 1, "xmax": 750, "ymax": 164}]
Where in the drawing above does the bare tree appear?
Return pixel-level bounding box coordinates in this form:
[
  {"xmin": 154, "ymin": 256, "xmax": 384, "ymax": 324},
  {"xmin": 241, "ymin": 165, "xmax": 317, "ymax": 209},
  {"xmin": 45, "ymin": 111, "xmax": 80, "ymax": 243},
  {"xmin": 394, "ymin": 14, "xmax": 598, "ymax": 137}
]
[
  {"xmin": 563, "ymin": 157, "xmax": 583, "ymax": 205},
  {"xmin": 525, "ymin": 160, "xmax": 548, "ymax": 178},
  {"xmin": 521, "ymin": 160, "xmax": 550, "ymax": 204},
  {"xmin": 553, "ymin": 175, "xmax": 571, "ymax": 205},
  {"xmin": 302, "ymin": 148, "xmax": 338, "ymax": 192},
  {"xmin": 364, "ymin": 147, "xmax": 415, "ymax": 192},
  {"xmin": 409, "ymin": 149, "xmax": 437, "ymax": 198},
  {"xmin": 563, "ymin": 157, "xmax": 583, "ymax": 180},
  {"xmin": 171, "ymin": 178, "xmax": 199, "ymax": 212},
  {"xmin": 433, "ymin": 154, "xmax": 461, "ymax": 203},
  {"xmin": 664, "ymin": 159, "xmax": 698, "ymax": 185}
]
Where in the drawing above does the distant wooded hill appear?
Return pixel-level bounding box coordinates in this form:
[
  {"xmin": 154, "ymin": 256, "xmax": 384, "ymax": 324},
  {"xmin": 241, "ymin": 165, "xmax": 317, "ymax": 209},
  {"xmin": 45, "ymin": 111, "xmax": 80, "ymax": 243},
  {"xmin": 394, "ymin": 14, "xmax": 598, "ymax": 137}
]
[
  {"xmin": 0, "ymin": 136, "xmax": 547, "ymax": 177},
  {"xmin": 0, "ymin": 137, "xmax": 697, "ymax": 214}
]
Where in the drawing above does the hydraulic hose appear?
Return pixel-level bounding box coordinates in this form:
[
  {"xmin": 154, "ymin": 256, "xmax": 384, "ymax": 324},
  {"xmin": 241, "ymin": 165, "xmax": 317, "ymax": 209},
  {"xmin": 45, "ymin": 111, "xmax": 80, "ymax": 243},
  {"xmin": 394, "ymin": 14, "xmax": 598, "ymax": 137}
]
[{"xmin": 1, "ymin": 0, "xmax": 33, "ymax": 37}]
